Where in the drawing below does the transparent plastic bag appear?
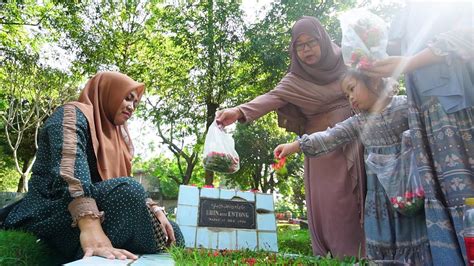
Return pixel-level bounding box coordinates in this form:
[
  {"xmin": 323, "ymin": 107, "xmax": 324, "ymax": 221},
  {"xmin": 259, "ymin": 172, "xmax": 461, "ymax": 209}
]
[
  {"xmin": 339, "ymin": 9, "xmax": 388, "ymax": 69},
  {"xmin": 365, "ymin": 131, "xmax": 425, "ymax": 217},
  {"xmin": 202, "ymin": 120, "xmax": 240, "ymax": 174}
]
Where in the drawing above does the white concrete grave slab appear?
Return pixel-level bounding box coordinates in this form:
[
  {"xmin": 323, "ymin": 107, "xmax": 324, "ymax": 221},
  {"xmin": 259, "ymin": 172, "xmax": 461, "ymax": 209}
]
[
  {"xmin": 176, "ymin": 185, "xmax": 277, "ymax": 252},
  {"xmin": 65, "ymin": 254, "xmax": 174, "ymax": 266}
]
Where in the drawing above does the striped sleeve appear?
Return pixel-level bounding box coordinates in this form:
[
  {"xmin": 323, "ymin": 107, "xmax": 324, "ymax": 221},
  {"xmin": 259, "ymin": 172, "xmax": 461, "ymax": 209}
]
[{"xmin": 47, "ymin": 104, "xmax": 104, "ymax": 227}]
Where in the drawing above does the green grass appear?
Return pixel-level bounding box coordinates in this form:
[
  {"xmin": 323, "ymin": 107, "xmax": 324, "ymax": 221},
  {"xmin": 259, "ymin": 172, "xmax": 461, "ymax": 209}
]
[
  {"xmin": 278, "ymin": 227, "xmax": 313, "ymax": 256},
  {"xmin": 168, "ymin": 246, "xmax": 365, "ymax": 265},
  {"xmin": 168, "ymin": 228, "xmax": 366, "ymax": 265},
  {"xmin": 0, "ymin": 228, "xmax": 366, "ymax": 265},
  {"xmin": 0, "ymin": 230, "xmax": 65, "ymax": 266}
]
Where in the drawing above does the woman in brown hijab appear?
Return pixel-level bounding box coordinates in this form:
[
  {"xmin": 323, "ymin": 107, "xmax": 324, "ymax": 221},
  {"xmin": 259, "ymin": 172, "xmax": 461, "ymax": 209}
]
[
  {"xmin": 216, "ymin": 16, "xmax": 366, "ymax": 258},
  {"xmin": 5, "ymin": 72, "xmax": 184, "ymax": 263}
]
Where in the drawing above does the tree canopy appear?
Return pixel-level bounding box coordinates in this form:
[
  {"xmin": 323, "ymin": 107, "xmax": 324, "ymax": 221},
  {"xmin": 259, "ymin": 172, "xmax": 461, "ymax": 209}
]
[{"xmin": 0, "ymin": 0, "xmax": 401, "ymax": 209}]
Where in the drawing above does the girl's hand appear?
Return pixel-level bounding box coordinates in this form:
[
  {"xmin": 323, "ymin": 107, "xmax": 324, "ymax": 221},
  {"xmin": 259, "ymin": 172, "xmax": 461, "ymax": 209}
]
[
  {"xmin": 274, "ymin": 141, "xmax": 300, "ymax": 159},
  {"xmin": 215, "ymin": 107, "xmax": 242, "ymax": 127},
  {"xmin": 79, "ymin": 217, "xmax": 138, "ymax": 260},
  {"xmin": 153, "ymin": 207, "xmax": 176, "ymax": 245}
]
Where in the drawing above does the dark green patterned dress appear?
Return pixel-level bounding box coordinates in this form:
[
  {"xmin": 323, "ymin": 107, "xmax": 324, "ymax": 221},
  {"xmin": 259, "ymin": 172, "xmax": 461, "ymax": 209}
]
[{"xmin": 5, "ymin": 105, "xmax": 183, "ymax": 262}]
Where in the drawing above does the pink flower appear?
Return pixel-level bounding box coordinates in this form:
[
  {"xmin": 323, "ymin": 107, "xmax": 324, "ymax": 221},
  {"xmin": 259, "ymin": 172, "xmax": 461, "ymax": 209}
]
[
  {"xmin": 351, "ymin": 52, "xmax": 360, "ymax": 63},
  {"xmin": 357, "ymin": 57, "xmax": 373, "ymax": 69},
  {"xmin": 271, "ymin": 156, "xmax": 286, "ymax": 170},
  {"xmin": 203, "ymin": 185, "xmax": 214, "ymax": 188},
  {"xmin": 390, "ymin": 197, "xmax": 398, "ymax": 204},
  {"xmin": 243, "ymin": 258, "xmax": 257, "ymax": 266},
  {"xmin": 415, "ymin": 187, "xmax": 425, "ymax": 197}
]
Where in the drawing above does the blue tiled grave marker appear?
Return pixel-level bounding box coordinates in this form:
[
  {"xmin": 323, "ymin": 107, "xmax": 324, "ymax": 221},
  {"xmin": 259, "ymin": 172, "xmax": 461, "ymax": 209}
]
[{"xmin": 176, "ymin": 185, "xmax": 278, "ymax": 252}]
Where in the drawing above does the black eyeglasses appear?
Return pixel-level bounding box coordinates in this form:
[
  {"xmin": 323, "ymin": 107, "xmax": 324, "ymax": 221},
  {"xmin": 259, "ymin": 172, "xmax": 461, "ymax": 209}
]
[{"xmin": 295, "ymin": 39, "xmax": 319, "ymax": 51}]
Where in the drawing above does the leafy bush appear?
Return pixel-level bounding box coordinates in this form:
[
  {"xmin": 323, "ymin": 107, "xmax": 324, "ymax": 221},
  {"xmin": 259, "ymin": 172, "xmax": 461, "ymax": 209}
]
[
  {"xmin": 0, "ymin": 149, "xmax": 20, "ymax": 192},
  {"xmin": 0, "ymin": 168, "xmax": 19, "ymax": 192},
  {"xmin": 275, "ymin": 198, "xmax": 306, "ymax": 218}
]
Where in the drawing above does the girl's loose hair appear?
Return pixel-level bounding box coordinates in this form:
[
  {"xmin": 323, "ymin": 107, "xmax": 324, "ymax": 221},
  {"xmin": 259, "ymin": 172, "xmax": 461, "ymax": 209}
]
[{"xmin": 339, "ymin": 69, "xmax": 399, "ymax": 97}]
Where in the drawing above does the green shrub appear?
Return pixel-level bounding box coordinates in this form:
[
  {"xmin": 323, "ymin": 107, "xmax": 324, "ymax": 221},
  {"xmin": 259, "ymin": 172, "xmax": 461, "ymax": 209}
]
[{"xmin": 0, "ymin": 167, "xmax": 20, "ymax": 192}]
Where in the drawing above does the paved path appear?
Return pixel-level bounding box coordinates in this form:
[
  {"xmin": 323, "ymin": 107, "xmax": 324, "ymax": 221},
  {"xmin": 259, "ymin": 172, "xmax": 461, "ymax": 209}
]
[{"xmin": 65, "ymin": 254, "xmax": 174, "ymax": 266}]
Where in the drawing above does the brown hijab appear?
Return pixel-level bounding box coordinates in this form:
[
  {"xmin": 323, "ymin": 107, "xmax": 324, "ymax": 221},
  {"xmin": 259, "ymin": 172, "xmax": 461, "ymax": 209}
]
[
  {"xmin": 273, "ymin": 17, "xmax": 346, "ymax": 135},
  {"xmin": 68, "ymin": 72, "xmax": 145, "ymax": 180},
  {"xmin": 289, "ymin": 16, "xmax": 346, "ymax": 85}
]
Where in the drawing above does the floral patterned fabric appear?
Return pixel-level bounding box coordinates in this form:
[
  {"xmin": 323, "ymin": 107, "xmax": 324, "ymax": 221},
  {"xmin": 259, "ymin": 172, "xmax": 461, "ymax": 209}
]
[
  {"xmin": 407, "ymin": 87, "xmax": 474, "ymax": 265},
  {"xmin": 389, "ymin": 2, "xmax": 474, "ymax": 264}
]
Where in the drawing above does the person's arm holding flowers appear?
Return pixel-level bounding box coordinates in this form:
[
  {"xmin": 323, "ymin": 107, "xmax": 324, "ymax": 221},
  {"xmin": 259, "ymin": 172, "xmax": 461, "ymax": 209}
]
[
  {"xmin": 339, "ymin": 9, "xmax": 389, "ymax": 70},
  {"xmin": 363, "ymin": 28, "xmax": 473, "ymax": 78},
  {"xmin": 362, "ymin": 48, "xmax": 444, "ymax": 78}
]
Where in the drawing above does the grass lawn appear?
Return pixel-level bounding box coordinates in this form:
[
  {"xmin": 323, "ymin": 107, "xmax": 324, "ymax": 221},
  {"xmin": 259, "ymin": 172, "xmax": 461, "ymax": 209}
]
[
  {"xmin": 0, "ymin": 227, "xmax": 366, "ymax": 265},
  {"xmin": 0, "ymin": 230, "xmax": 66, "ymax": 266},
  {"xmin": 277, "ymin": 224, "xmax": 313, "ymax": 256}
]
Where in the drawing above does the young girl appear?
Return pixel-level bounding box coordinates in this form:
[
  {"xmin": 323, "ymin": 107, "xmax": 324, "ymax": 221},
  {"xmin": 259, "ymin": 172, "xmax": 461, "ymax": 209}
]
[{"xmin": 274, "ymin": 70, "xmax": 432, "ymax": 264}]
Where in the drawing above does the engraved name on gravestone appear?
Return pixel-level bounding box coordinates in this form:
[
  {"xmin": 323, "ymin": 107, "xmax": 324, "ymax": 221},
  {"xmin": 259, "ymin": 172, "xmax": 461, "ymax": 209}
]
[{"xmin": 198, "ymin": 198, "xmax": 256, "ymax": 229}]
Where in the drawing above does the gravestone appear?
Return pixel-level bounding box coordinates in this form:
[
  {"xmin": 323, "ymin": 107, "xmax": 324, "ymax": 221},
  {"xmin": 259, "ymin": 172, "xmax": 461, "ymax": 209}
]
[{"xmin": 176, "ymin": 185, "xmax": 278, "ymax": 252}]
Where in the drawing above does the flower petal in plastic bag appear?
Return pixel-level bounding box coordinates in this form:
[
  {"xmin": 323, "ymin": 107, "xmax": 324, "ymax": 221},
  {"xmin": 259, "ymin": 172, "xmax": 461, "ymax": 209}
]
[
  {"xmin": 365, "ymin": 131, "xmax": 425, "ymax": 217},
  {"xmin": 339, "ymin": 9, "xmax": 388, "ymax": 69},
  {"xmin": 202, "ymin": 120, "xmax": 240, "ymax": 174}
]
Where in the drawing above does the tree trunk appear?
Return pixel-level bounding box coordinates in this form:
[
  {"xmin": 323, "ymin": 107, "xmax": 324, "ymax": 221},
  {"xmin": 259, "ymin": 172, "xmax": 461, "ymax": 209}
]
[
  {"xmin": 16, "ymin": 158, "xmax": 30, "ymax": 192},
  {"xmin": 253, "ymin": 165, "xmax": 261, "ymax": 191},
  {"xmin": 183, "ymin": 163, "xmax": 195, "ymax": 185},
  {"xmin": 204, "ymin": 170, "xmax": 213, "ymax": 186},
  {"xmin": 16, "ymin": 174, "xmax": 25, "ymax": 193},
  {"xmin": 203, "ymin": 0, "xmax": 218, "ymax": 187}
]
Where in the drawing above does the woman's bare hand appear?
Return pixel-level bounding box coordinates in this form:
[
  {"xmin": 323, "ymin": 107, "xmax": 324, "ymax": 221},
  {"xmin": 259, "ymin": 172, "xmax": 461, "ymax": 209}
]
[
  {"xmin": 215, "ymin": 108, "xmax": 242, "ymax": 127},
  {"xmin": 79, "ymin": 217, "xmax": 138, "ymax": 260}
]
